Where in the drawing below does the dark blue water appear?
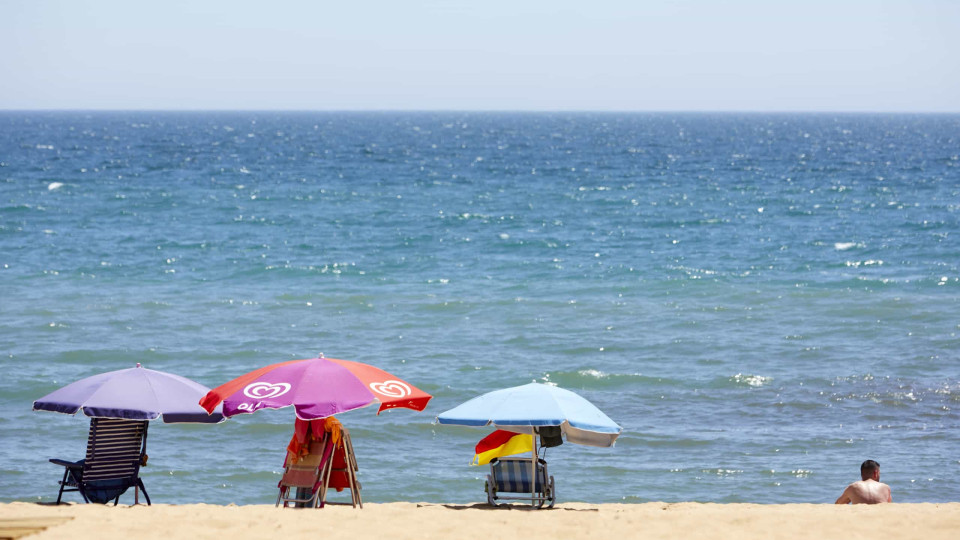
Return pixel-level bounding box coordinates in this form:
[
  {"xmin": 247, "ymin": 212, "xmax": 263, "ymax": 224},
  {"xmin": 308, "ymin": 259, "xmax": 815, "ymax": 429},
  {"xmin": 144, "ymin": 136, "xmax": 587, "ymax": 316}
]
[{"xmin": 1, "ymin": 112, "xmax": 958, "ymax": 505}]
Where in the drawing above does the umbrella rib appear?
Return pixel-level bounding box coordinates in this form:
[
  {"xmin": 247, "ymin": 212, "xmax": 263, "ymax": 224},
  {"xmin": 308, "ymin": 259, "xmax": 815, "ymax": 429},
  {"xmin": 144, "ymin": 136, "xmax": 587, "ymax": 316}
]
[{"xmin": 140, "ymin": 369, "xmax": 164, "ymax": 420}]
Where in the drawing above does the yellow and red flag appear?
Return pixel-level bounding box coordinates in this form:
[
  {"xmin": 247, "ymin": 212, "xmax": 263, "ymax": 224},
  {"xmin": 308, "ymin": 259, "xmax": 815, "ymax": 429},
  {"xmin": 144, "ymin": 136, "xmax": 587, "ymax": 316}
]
[{"xmin": 471, "ymin": 429, "xmax": 533, "ymax": 466}]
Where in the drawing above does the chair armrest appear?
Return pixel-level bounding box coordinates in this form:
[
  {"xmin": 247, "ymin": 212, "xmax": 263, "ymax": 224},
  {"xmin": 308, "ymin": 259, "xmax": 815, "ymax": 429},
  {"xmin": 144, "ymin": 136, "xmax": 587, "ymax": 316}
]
[{"xmin": 49, "ymin": 458, "xmax": 82, "ymax": 469}]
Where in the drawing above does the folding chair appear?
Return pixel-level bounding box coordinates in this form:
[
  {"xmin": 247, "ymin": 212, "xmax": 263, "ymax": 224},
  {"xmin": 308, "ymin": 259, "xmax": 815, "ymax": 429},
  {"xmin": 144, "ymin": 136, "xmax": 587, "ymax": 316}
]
[
  {"xmin": 318, "ymin": 428, "xmax": 362, "ymax": 508},
  {"xmin": 276, "ymin": 434, "xmax": 334, "ymax": 508},
  {"xmin": 486, "ymin": 457, "xmax": 555, "ymax": 508},
  {"xmin": 49, "ymin": 418, "xmax": 150, "ymax": 505}
]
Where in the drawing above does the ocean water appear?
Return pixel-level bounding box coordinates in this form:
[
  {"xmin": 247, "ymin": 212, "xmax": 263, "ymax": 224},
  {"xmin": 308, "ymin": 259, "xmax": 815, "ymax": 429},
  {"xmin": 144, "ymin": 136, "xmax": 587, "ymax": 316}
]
[{"xmin": 1, "ymin": 111, "xmax": 958, "ymax": 506}]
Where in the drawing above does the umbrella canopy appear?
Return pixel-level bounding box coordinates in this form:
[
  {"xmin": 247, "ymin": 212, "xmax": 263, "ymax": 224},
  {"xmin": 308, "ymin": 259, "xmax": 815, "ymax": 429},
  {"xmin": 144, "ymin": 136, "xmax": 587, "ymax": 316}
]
[
  {"xmin": 33, "ymin": 364, "xmax": 224, "ymax": 424},
  {"xmin": 436, "ymin": 382, "xmax": 621, "ymax": 447},
  {"xmin": 199, "ymin": 356, "xmax": 432, "ymax": 420}
]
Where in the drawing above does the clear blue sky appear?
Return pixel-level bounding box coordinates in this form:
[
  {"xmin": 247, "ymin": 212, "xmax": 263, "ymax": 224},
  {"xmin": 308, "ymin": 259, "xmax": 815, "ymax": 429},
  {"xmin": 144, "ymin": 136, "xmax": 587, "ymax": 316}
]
[{"xmin": 2, "ymin": 0, "xmax": 958, "ymax": 111}]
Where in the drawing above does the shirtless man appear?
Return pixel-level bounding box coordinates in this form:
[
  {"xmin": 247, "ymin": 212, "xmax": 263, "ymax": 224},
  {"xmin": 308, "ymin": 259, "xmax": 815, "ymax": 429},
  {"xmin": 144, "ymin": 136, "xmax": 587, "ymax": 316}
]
[{"xmin": 835, "ymin": 459, "xmax": 892, "ymax": 504}]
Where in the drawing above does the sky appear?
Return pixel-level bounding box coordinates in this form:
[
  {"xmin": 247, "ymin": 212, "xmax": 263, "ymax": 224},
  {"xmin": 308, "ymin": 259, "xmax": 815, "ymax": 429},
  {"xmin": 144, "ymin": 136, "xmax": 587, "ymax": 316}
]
[{"xmin": 1, "ymin": 0, "xmax": 958, "ymax": 112}]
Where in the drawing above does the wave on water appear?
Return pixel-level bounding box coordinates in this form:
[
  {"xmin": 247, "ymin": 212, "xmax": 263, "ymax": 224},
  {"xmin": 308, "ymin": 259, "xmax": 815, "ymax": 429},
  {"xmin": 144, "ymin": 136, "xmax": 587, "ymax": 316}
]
[
  {"xmin": 726, "ymin": 373, "xmax": 773, "ymax": 388},
  {"xmin": 541, "ymin": 369, "xmax": 685, "ymax": 389}
]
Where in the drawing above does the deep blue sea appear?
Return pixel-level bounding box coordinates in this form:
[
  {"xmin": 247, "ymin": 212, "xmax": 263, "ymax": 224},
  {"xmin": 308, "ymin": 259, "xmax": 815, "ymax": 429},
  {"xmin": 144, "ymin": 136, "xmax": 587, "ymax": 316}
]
[{"xmin": 1, "ymin": 112, "xmax": 958, "ymax": 505}]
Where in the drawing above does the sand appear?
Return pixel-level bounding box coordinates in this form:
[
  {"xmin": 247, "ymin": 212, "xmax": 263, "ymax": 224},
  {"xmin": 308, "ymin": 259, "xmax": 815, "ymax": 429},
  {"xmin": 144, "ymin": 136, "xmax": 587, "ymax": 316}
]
[{"xmin": 2, "ymin": 501, "xmax": 960, "ymax": 540}]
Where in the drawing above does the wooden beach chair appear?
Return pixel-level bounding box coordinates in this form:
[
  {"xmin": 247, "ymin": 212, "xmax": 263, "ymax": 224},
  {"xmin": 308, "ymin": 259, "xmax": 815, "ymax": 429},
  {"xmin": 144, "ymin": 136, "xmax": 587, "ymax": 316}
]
[
  {"xmin": 49, "ymin": 417, "xmax": 150, "ymax": 505},
  {"xmin": 318, "ymin": 428, "xmax": 362, "ymax": 508},
  {"xmin": 485, "ymin": 457, "xmax": 555, "ymax": 508},
  {"xmin": 276, "ymin": 434, "xmax": 335, "ymax": 508}
]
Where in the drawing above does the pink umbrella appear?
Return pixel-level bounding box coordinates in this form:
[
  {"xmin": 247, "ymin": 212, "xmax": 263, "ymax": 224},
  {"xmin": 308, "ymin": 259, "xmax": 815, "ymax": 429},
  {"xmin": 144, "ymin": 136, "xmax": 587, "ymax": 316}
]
[{"xmin": 199, "ymin": 355, "xmax": 431, "ymax": 420}]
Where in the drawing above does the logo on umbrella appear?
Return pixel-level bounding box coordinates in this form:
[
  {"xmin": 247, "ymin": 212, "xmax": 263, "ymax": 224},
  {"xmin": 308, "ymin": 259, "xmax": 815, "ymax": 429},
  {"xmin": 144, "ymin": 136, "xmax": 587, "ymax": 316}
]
[
  {"xmin": 243, "ymin": 382, "xmax": 292, "ymax": 400},
  {"xmin": 369, "ymin": 380, "xmax": 411, "ymax": 398}
]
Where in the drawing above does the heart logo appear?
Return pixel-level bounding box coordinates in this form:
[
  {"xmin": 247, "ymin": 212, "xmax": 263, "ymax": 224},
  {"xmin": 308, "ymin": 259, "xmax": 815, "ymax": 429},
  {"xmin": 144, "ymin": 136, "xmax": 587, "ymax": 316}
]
[
  {"xmin": 369, "ymin": 380, "xmax": 411, "ymax": 398},
  {"xmin": 243, "ymin": 381, "xmax": 292, "ymax": 400}
]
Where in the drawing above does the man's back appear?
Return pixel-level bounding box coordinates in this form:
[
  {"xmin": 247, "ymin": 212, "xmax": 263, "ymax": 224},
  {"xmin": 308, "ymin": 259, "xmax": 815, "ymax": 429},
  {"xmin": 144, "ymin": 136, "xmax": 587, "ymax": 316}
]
[{"xmin": 835, "ymin": 479, "xmax": 892, "ymax": 504}]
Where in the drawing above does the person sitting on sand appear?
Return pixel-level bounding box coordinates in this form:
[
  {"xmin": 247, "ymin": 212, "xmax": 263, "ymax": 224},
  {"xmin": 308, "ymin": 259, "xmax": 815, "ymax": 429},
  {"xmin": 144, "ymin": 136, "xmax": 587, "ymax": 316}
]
[{"xmin": 835, "ymin": 459, "xmax": 892, "ymax": 504}]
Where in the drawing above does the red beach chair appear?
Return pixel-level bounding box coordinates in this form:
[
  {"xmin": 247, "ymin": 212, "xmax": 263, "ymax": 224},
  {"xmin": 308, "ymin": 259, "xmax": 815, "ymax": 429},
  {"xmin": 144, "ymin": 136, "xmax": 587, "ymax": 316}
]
[{"xmin": 276, "ymin": 434, "xmax": 334, "ymax": 508}]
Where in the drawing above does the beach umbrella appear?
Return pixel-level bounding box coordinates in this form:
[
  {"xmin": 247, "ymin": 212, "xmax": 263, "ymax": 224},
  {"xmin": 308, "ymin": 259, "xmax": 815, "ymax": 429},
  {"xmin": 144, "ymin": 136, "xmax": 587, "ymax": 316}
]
[
  {"xmin": 198, "ymin": 355, "xmax": 432, "ymax": 420},
  {"xmin": 34, "ymin": 363, "xmax": 224, "ymax": 424},
  {"xmin": 33, "ymin": 363, "xmax": 223, "ymax": 504},
  {"xmin": 436, "ymin": 382, "xmax": 621, "ymax": 446},
  {"xmin": 436, "ymin": 382, "xmax": 621, "ymax": 505}
]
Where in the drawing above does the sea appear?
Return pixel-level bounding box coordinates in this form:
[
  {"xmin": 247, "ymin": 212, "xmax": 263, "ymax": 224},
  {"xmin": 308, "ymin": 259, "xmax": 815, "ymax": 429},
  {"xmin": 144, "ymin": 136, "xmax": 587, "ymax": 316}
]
[{"xmin": 1, "ymin": 111, "xmax": 958, "ymax": 506}]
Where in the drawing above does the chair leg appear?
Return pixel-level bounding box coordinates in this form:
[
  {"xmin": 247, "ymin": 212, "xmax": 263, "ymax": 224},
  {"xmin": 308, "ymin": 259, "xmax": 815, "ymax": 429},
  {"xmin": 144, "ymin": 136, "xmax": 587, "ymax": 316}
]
[
  {"xmin": 486, "ymin": 475, "xmax": 497, "ymax": 506},
  {"xmin": 138, "ymin": 480, "xmax": 151, "ymax": 505},
  {"xmin": 317, "ymin": 455, "xmax": 333, "ymax": 509},
  {"xmin": 73, "ymin": 475, "xmax": 91, "ymax": 504},
  {"xmin": 548, "ymin": 477, "xmax": 555, "ymax": 509},
  {"xmin": 55, "ymin": 469, "xmax": 69, "ymax": 505}
]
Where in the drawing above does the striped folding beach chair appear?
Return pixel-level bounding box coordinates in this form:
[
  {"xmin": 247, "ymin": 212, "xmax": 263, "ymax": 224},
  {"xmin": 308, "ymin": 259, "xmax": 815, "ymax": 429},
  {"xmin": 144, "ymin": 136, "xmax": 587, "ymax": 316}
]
[
  {"xmin": 49, "ymin": 418, "xmax": 150, "ymax": 505},
  {"xmin": 486, "ymin": 457, "xmax": 555, "ymax": 508},
  {"xmin": 277, "ymin": 428, "xmax": 363, "ymax": 509}
]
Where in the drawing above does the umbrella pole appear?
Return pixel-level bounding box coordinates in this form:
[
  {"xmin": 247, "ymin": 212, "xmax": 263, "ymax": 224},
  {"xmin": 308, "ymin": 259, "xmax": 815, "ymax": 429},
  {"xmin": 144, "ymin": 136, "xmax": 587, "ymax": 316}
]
[{"xmin": 530, "ymin": 427, "xmax": 537, "ymax": 508}]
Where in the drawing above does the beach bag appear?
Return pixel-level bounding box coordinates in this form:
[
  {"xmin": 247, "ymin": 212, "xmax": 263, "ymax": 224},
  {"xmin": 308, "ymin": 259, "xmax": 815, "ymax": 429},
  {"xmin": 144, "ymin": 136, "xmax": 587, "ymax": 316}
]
[{"xmin": 538, "ymin": 426, "xmax": 563, "ymax": 448}]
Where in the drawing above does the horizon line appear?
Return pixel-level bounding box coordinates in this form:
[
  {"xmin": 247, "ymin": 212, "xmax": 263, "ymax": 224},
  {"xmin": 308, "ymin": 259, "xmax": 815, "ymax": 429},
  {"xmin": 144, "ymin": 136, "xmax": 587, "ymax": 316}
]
[{"xmin": 2, "ymin": 108, "xmax": 959, "ymax": 115}]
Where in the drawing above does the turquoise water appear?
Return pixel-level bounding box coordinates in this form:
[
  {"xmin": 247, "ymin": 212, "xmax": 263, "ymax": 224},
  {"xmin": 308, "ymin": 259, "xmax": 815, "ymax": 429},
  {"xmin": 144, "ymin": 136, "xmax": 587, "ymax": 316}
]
[{"xmin": 1, "ymin": 112, "xmax": 958, "ymax": 505}]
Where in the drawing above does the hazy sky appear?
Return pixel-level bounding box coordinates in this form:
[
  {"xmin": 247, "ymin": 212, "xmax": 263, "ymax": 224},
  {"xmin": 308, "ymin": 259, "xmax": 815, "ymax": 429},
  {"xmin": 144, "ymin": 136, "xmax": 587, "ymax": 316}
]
[{"xmin": 2, "ymin": 0, "xmax": 958, "ymax": 111}]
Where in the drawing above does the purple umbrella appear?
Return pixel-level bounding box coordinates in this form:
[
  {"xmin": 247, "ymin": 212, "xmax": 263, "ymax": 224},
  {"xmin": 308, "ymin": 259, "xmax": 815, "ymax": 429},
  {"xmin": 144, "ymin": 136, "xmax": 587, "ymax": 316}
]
[{"xmin": 34, "ymin": 364, "xmax": 224, "ymax": 423}]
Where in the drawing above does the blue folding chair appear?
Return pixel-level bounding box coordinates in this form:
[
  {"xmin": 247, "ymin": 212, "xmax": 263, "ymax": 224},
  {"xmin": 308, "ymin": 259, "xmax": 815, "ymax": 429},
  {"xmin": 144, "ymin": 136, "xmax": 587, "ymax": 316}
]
[{"xmin": 486, "ymin": 457, "xmax": 555, "ymax": 508}]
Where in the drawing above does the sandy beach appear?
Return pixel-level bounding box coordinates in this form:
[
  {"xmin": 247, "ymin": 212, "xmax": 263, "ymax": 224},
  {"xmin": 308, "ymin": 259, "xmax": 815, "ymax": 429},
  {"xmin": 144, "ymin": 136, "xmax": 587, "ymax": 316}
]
[{"xmin": 2, "ymin": 501, "xmax": 959, "ymax": 540}]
